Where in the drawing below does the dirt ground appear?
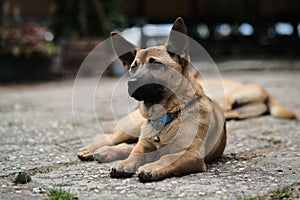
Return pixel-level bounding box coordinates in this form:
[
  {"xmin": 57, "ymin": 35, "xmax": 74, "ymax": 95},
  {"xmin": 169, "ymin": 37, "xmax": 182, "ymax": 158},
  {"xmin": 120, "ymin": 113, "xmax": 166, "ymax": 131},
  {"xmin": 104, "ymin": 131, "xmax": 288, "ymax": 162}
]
[{"xmin": 0, "ymin": 70, "xmax": 299, "ymax": 199}]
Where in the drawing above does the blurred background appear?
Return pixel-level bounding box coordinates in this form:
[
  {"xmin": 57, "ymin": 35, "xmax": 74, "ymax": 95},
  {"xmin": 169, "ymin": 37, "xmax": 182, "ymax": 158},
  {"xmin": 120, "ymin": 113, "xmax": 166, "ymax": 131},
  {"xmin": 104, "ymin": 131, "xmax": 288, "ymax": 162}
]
[{"xmin": 0, "ymin": 0, "xmax": 300, "ymax": 82}]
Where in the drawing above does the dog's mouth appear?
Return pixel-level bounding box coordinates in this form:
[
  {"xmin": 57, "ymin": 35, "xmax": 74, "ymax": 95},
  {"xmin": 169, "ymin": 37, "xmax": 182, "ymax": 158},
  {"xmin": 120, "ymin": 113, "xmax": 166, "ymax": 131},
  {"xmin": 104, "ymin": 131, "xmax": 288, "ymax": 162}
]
[{"xmin": 128, "ymin": 83, "xmax": 164, "ymax": 103}]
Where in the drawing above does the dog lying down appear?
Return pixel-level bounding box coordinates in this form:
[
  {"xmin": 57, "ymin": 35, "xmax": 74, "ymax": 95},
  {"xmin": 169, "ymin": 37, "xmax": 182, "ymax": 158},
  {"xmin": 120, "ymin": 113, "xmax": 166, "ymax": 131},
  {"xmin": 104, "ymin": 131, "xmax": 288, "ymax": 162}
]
[{"xmin": 78, "ymin": 17, "xmax": 297, "ymax": 182}]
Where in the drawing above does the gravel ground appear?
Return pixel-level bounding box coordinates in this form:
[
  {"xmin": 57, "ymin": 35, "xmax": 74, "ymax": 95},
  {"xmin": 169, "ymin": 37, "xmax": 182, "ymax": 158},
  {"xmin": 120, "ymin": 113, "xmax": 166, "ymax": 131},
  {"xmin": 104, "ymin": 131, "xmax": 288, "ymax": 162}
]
[{"xmin": 0, "ymin": 70, "xmax": 300, "ymax": 199}]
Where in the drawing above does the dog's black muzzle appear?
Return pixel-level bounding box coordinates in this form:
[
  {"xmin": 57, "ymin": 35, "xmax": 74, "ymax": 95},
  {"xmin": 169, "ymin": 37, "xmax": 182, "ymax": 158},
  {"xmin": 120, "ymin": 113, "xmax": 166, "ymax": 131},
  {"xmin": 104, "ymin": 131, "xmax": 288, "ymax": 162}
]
[{"xmin": 128, "ymin": 77, "xmax": 164, "ymax": 102}]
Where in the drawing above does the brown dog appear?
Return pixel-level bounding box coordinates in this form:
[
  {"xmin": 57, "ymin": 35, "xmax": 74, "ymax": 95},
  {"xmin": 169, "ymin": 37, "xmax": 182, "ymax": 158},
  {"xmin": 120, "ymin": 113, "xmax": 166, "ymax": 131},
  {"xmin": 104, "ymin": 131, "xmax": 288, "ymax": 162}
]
[
  {"xmin": 78, "ymin": 17, "xmax": 297, "ymax": 182},
  {"xmin": 78, "ymin": 17, "xmax": 227, "ymax": 182}
]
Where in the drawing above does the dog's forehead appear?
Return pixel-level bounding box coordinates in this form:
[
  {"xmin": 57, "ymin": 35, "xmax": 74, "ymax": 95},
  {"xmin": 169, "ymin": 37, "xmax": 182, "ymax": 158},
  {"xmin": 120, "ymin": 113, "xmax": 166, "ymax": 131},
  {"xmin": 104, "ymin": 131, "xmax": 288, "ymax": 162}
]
[{"xmin": 136, "ymin": 46, "xmax": 169, "ymax": 61}]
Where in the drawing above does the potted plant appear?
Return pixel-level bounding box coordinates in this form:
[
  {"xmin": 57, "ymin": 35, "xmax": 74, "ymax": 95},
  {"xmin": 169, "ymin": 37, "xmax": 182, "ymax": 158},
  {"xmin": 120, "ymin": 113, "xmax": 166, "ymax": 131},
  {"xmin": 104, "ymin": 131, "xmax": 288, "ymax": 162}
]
[{"xmin": 0, "ymin": 23, "xmax": 58, "ymax": 82}]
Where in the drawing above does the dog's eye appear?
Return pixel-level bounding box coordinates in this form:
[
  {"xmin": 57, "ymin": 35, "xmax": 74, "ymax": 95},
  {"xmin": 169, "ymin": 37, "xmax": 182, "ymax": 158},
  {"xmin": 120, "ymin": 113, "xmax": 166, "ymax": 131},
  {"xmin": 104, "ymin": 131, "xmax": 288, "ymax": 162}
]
[
  {"xmin": 149, "ymin": 58, "xmax": 164, "ymax": 70},
  {"xmin": 149, "ymin": 57, "xmax": 162, "ymax": 65}
]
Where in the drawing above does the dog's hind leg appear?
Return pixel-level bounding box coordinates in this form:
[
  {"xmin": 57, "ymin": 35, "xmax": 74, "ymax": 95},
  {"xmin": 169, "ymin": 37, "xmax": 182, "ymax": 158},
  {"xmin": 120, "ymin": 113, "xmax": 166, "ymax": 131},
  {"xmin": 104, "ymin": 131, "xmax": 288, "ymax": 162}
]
[
  {"xmin": 224, "ymin": 83, "xmax": 267, "ymax": 112},
  {"xmin": 77, "ymin": 109, "xmax": 145, "ymax": 161},
  {"xmin": 226, "ymin": 102, "xmax": 268, "ymax": 120},
  {"xmin": 93, "ymin": 143, "xmax": 135, "ymax": 163}
]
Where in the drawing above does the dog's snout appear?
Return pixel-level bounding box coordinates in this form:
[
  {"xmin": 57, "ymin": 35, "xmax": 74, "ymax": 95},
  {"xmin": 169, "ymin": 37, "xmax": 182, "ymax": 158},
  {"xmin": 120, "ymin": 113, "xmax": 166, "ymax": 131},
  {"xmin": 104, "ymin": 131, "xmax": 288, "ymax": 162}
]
[
  {"xmin": 128, "ymin": 77, "xmax": 143, "ymax": 98},
  {"xmin": 128, "ymin": 77, "xmax": 142, "ymax": 91},
  {"xmin": 127, "ymin": 77, "xmax": 164, "ymax": 102}
]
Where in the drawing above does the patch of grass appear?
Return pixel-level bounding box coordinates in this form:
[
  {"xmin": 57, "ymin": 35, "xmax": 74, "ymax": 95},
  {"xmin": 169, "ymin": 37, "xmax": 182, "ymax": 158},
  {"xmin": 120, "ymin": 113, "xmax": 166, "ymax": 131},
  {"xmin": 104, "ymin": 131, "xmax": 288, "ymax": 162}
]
[
  {"xmin": 47, "ymin": 187, "xmax": 77, "ymax": 200},
  {"xmin": 230, "ymin": 152, "xmax": 239, "ymax": 159},
  {"xmin": 7, "ymin": 121, "xmax": 16, "ymax": 127},
  {"xmin": 71, "ymin": 121, "xmax": 81, "ymax": 127},
  {"xmin": 270, "ymin": 187, "xmax": 295, "ymax": 199},
  {"xmin": 37, "ymin": 167, "xmax": 52, "ymax": 174},
  {"xmin": 12, "ymin": 172, "xmax": 31, "ymax": 184},
  {"xmin": 261, "ymin": 137, "xmax": 282, "ymax": 145},
  {"xmin": 236, "ymin": 186, "xmax": 297, "ymax": 200},
  {"xmin": 93, "ymin": 116, "xmax": 103, "ymax": 122}
]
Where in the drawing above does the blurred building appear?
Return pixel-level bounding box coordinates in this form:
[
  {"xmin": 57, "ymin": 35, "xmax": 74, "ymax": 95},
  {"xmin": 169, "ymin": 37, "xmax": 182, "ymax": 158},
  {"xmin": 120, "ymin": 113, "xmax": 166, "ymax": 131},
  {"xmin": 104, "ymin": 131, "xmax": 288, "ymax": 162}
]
[
  {"xmin": 125, "ymin": 0, "xmax": 300, "ymax": 57},
  {"xmin": 2, "ymin": 0, "xmax": 299, "ymax": 57},
  {"xmin": 1, "ymin": 0, "xmax": 300, "ymax": 79}
]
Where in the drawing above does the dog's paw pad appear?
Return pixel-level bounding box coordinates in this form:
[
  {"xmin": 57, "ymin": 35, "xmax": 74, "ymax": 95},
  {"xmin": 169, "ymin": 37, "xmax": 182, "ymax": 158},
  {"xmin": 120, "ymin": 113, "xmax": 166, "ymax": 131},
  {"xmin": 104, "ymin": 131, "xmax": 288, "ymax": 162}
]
[
  {"xmin": 110, "ymin": 167, "xmax": 133, "ymax": 178},
  {"xmin": 137, "ymin": 170, "xmax": 153, "ymax": 182}
]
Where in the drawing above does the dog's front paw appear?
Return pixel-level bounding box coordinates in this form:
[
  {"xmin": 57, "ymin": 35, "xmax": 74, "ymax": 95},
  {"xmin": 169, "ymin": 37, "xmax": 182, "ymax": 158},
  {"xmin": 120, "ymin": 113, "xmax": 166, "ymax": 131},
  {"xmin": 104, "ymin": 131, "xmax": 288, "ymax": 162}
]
[
  {"xmin": 137, "ymin": 165, "xmax": 162, "ymax": 182},
  {"xmin": 77, "ymin": 147, "xmax": 94, "ymax": 161},
  {"xmin": 110, "ymin": 166, "xmax": 134, "ymax": 178},
  {"xmin": 137, "ymin": 169, "xmax": 154, "ymax": 182},
  {"xmin": 110, "ymin": 160, "xmax": 137, "ymax": 178},
  {"xmin": 93, "ymin": 148, "xmax": 114, "ymax": 163},
  {"xmin": 93, "ymin": 145, "xmax": 132, "ymax": 163}
]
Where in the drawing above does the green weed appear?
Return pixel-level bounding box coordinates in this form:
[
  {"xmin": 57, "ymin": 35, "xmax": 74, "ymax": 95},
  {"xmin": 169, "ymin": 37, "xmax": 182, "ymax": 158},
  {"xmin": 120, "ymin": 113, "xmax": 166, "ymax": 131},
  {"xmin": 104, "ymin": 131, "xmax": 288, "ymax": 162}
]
[
  {"xmin": 261, "ymin": 137, "xmax": 281, "ymax": 145},
  {"xmin": 236, "ymin": 186, "xmax": 297, "ymax": 200},
  {"xmin": 38, "ymin": 168, "xmax": 52, "ymax": 174},
  {"xmin": 47, "ymin": 187, "xmax": 77, "ymax": 200}
]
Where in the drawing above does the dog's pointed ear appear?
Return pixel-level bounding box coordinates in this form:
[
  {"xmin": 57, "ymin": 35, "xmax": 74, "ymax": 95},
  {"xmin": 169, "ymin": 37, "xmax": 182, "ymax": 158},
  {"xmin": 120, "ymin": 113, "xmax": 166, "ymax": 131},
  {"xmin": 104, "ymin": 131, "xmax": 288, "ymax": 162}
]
[
  {"xmin": 165, "ymin": 17, "xmax": 189, "ymax": 57},
  {"xmin": 111, "ymin": 32, "xmax": 138, "ymax": 70}
]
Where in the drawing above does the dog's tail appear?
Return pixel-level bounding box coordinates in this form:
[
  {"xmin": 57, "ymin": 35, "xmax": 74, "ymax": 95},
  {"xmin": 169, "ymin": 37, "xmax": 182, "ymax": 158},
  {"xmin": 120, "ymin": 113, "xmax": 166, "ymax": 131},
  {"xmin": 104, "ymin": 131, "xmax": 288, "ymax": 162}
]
[{"xmin": 267, "ymin": 92, "xmax": 297, "ymax": 120}]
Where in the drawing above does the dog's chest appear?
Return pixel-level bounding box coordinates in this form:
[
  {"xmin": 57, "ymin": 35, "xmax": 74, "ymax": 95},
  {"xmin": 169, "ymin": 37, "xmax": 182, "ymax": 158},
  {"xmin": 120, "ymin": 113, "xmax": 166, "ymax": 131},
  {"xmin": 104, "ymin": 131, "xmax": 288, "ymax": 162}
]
[
  {"xmin": 141, "ymin": 120, "xmax": 179, "ymax": 149},
  {"xmin": 142, "ymin": 118, "xmax": 198, "ymax": 151}
]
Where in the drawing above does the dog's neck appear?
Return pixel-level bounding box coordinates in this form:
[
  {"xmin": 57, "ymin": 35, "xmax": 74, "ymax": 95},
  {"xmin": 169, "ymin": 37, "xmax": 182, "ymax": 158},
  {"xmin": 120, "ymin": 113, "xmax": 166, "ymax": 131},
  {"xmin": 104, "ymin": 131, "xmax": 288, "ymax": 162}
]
[{"xmin": 140, "ymin": 73, "xmax": 204, "ymax": 120}]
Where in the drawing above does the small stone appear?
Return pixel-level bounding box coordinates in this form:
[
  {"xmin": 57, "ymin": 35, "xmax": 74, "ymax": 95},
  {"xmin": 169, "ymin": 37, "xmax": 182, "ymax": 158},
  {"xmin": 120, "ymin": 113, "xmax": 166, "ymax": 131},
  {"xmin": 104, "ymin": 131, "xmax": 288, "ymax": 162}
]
[
  {"xmin": 178, "ymin": 192, "xmax": 185, "ymax": 197},
  {"xmin": 120, "ymin": 189, "xmax": 126, "ymax": 194},
  {"xmin": 198, "ymin": 192, "xmax": 206, "ymax": 195},
  {"xmin": 38, "ymin": 148, "xmax": 45, "ymax": 153},
  {"xmin": 32, "ymin": 187, "xmax": 46, "ymax": 194},
  {"xmin": 115, "ymin": 186, "xmax": 125, "ymax": 190}
]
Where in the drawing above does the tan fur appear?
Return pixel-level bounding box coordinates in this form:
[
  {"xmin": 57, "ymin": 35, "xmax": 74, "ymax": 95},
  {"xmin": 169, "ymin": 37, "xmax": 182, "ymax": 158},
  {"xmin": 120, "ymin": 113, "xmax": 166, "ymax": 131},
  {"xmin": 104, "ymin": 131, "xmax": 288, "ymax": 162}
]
[
  {"xmin": 78, "ymin": 18, "xmax": 227, "ymax": 182},
  {"xmin": 197, "ymin": 78, "xmax": 297, "ymax": 120}
]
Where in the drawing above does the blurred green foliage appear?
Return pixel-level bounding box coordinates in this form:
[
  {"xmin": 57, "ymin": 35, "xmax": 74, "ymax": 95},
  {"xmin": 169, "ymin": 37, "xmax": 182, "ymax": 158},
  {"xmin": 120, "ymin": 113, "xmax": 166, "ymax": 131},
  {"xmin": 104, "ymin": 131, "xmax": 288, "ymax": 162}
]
[{"xmin": 53, "ymin": 0, "xmax": 144, "ymax": 39}]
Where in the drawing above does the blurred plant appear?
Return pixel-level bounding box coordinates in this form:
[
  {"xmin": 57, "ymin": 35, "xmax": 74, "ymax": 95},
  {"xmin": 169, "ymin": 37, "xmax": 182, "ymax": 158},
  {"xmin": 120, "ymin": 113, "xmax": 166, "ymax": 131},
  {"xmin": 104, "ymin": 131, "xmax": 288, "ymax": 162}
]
[
  {"xmin": 53, "ymin": 0, "xmax": 145, "ymax": 38},
  {"xmin": 102, "ymin": 0, "xmax": 128, "ymax": 32},
  {"xmin": 0, "ymin": 23, "xmax": 58, "ymax": 58}
]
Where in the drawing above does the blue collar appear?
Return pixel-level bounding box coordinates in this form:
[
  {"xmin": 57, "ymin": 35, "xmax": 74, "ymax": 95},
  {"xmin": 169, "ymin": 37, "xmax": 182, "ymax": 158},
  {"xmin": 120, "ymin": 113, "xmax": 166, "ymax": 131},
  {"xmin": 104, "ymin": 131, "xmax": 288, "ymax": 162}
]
[
  {"xmin": 148, "ymin": 99, "xmax": 197, "ymax": 131},
  {"xmin": 149, "ymin": 113, "xmax": 176, "ymax": 131}
]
